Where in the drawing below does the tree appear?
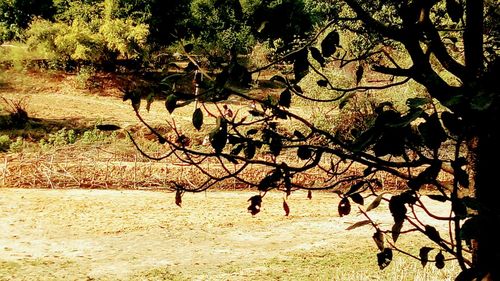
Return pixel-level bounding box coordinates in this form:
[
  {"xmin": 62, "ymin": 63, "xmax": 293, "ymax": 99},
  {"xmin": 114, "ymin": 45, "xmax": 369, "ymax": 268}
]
[{"xmin": 126, "ymin": 0, "xmax": 499, "ymax": 279}]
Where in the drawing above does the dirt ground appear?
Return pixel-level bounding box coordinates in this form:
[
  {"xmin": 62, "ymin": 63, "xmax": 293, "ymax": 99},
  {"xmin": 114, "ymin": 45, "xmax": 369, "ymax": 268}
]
[{"xmin": 0, "ymin": 188, "xmax": 460, "ymax": 280}]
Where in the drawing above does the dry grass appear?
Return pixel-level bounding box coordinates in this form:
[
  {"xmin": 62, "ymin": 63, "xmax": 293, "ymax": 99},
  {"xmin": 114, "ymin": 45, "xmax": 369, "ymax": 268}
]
[{"xmin": 0, "ymin": 188, "xmax": 460, "ymax": 280}]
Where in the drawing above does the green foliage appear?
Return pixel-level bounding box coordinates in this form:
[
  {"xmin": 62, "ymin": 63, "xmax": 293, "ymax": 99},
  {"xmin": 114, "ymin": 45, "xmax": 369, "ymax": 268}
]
[
  {"xmin": 0, "ymin": 134, "xmax": 11, "ymax": 151},
  {"xmin": 40, "ymin": 128, "xmax": 77, "ymax": 148}
]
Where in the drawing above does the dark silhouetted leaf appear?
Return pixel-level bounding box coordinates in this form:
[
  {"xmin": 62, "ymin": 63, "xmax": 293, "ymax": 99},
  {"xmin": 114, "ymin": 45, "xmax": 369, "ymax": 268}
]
[
  {"xmin": 418, "ymin": 113, "xmax": 447, "ymax": 149},
  {"xmin": 293, "ymin": 49, "xmax": 309, "ymax": 82},
  {"xmin": 355, "ymin": 64, "xmax": 364, "ymax": 85},
  {"xmin": 247, "ymin": 129, "xmax": 258, "ymax": 136},
  {"xmin": 408, "ymin": 161, "xmax": 442, "ymax": 191},
  {"xmin": 435, "ymin": 251, "xmax": 445, "ymax": 269},
  {"xmin": 391, "ymin": 220, "xmax": 404, "ymax": 242},
  {"xmin": 293, "ymin": 130, "xmax": 305, "ymax": 139},
  {"xmin": 316, "ymin": 80, "xmax": 328, "ymax": 87},
  {"xmin": 270, "ymin": 75, "xmax": 287, "ymax": 85},
  {"xmin": 165, "ymin": 94, "xmax": 177, "ymax": 114},
  {"xmin": 249, "ymin": 109, "xmax": 265, "ymax": 117},
  {"xmin": 373, "ymin": 231, "xmax": 385, "ymax": 251},
  {"xmin": 460, "ymin": 216, "xmax": 480, "ymax": 241},
  {"xmin": 346, "ymin": 220, "xmax": 371, "ymax": 230},
  {"xmin": 231, "ymin": 144, "xmax": 243, "ymax": 156},
  {"xmin": 321, "ymin": 30, "xmax": 339, "ymax": 57},
  {"xmin": 279, "ymin": 89, "xmax": 292, "ymax": 108},
  {"xmin": 441, "ymin": 111, "xmax": 463, "ymax": 136},
  {"xmin": 350, "ymin": 193, "xmax": 364, "ymax": 205},
  {"xmin": 307, "ymin": 190, "xmax": 312, "ymax": 200},
  {"xmin": 455, "ymin": 268, "xmax": 480, "ymax": 281},
  {"xmin": 183, "ymin": 43, "xmax": 194, "ymax": 53},
  {"xmin": 175, "ymin": 189, "xmax": 183, "ymax": 207},
  {"xmin": 297, "ymin": 146, "xmax": 312, "ymax": 160},
  {"xmin": 425, "ymin": 225, "xmax": 441, "ymax": 243},
  {"xmin": 244, "ymin": 141, "xmax": 256, "ymax": 159},
  {"xmin": 338, "ymin": 198, "xmax": 351, "ymax": 217},
  {"xmin": 446, "ymin": 0, "xmax": 463, "ymax": 23},
  {"xmin": 366, "ymin": 194, "xmax": 384, "ymax": 212},
  {"xmin": 461, "ymin": 196, "xmax": 480, "ymax": 210},
  {"xmin": 247, "ymin": 195, "xmax": 262, "ymax": 216},
  {"xmin": 309, "ymin": 47, "xmax": 325, "ymax": 67},
  {"xmin": 377, "ymin": 248, "xmax": 393, "ymax": 269},
  {"xmin": 452, "ymin": 199, "xmax": 468, "ymax": 219},
  {"xmin": 419, "ymin": 247, "xmax": 433, "ymax": 267},
  {"xmin": 293, "ymin": 85, "xmax": 303, "ymax": 94},
  {"xmin": 209, "ymin": 117, "xmax": 227, "ymax": 154},
  {"xmin": 96, "ymin": 124, "xmax": 121, "ymax": 131},
  {"xmin": 428, "ymin": 195, "xmax": 448, "ymax": 202},
  {"xmin": 389, "ymin": 195, "xmax": 407, "ymax": 224},
  {"xmin": 269, "ymin": 135, "xmax": 283, "ymax": 156},
  {"xmin": 192, "ymin": 108, "xmax": 203, "ymax": 130},
  {"xmin": 283, "ymin": 199, "xmax": 290, "ymax": 216},
  {"xmin": 258, "ymin": 170, "xmax": 282, "ymax": 192},
  {"xmin": 347, "ymin": 181, "xmax": 366, "ymax": 195}
]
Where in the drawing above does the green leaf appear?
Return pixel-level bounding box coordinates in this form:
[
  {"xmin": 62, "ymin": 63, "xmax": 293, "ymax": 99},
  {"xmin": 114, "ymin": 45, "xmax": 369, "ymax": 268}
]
[
  {"xmin": 377, "ymin": 248, "xmax": 393, "ymax": 270},
  {"xmin": 419, "ymin": 247, "xmax": 433, "ymax": 267},
  {"xmin": 297, "ymin": 146, "xmax": 312, "ymax": 160},
  {"xmin": 279, "ymin": 89, "xmax": 292, "ymax": 108},
  {"xmin": 435, "ymin": 251, "xmax": 445, "ymax": 269},
  {"xmin": 192, "ymin": 108, "xmax": 203, "ymax": 130},
  {"xmin": 366, "ymin": 194, "xmax": 384, "ymax": 212},
  {"xmin": 346, "ymin": 220, "xmax": 371, "ymax": 230},
  {"xmin": 321, "ymin": 30, "xmax": 339, "ymax": 57},
  {"xmin": 309, "ymin": 47, "xmax": 325, "ymax": 67},
  {"xmin": 316, "ymin": 80, "xmax": 328, "ymax": 87},
  {"xmin": 165, "ymin": 94, "xmax": 177, "ymax": 114},
  {"xmin": 338, "ymin": 198, "xmax": 351, "ymax": 217}
]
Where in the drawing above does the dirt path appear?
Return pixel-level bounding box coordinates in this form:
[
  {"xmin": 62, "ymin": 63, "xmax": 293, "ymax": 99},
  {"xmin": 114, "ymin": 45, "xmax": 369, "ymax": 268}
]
[
  {"xmin": 0, "ymin": 188, "xmax": 459, "ymax": 281},
  {"xmin": 0, "ymin": 189, "xmax": 347, "ymax": 280}
]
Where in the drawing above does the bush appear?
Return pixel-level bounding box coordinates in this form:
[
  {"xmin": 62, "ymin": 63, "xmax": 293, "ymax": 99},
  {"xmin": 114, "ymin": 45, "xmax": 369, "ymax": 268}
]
[{"xmin": 0, "ymin": 134, "xmax": 11, "ymax": 151}]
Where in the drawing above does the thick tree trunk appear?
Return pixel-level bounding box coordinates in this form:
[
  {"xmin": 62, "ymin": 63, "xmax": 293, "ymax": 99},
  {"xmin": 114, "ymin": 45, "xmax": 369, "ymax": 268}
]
[{"xmin": 470, "ymin": 117, "xmax": 500, "ymax": 279}]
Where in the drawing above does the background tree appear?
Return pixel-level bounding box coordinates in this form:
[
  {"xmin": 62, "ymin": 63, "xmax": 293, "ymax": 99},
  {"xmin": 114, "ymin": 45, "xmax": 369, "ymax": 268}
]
[{"xmin": 127, "ymin": 0, "xmax": 500, "ymax": 280}]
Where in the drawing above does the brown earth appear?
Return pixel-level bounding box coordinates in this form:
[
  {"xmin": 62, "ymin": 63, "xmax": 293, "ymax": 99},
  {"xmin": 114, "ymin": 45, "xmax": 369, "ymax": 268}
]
[{"xmin": 0, "ymin": 188, "xmax": 460, "ymax": 280}]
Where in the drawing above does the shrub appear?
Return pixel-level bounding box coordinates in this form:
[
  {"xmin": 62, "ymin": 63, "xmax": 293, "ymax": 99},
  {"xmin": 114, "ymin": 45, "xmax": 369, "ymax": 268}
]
[{"xmin": 0, "ymin": 134, "xmax": 11, "ymax": 151}]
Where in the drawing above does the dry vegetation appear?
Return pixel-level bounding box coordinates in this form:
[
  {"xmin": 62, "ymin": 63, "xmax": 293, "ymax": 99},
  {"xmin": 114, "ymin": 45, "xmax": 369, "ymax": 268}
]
[
  {"xmin": 0, "ymin": 189, "xmax": 460, "ymax": 280},
  {"xmin": 0, "ymin": 68, "xmax": 460, "ymax": 280}
]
